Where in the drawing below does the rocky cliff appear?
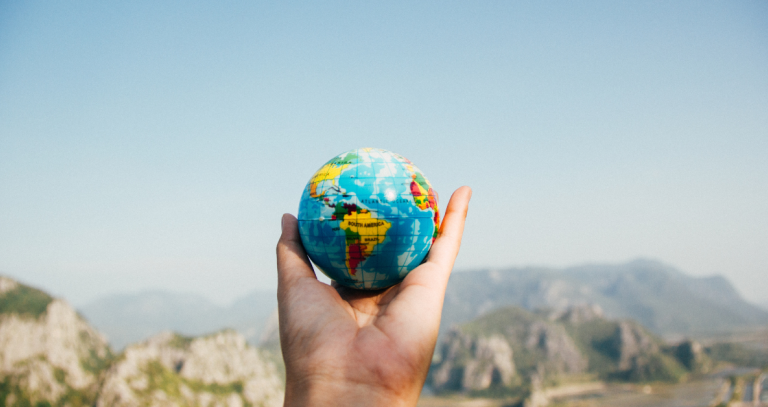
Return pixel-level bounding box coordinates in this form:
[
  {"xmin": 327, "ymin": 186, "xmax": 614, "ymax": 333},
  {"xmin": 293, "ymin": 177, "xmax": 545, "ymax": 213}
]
[
  {"xmin": 431, "ymin": 331, "xmax": 518, "ymax": 392},
  {"xmin": 97, "ymin": 330, "xmax": 284, "ymax": 407},
  {"xmin": 429, "ymin": 304, "xmax": 696, "ymax": 395},
  {"xmin": 0, "ymin": 276, "xmax": 285, "ymax": 407},
  {"xmin": 0, "ymin": 276, "xmax": 112, "ymax": 406}
]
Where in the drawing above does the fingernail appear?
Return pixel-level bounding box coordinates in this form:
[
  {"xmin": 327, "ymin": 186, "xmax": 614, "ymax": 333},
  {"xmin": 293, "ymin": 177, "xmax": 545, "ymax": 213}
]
[{"xmin": 281, "ymin": 215, "xmax": 286, "ymax": 232}]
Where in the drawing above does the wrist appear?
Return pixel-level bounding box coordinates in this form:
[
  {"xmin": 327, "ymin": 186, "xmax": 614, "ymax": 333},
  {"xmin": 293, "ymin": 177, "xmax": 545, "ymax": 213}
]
[{"xmin": 283, "ymin": 376, "xmax": 420, "ymax": 407}]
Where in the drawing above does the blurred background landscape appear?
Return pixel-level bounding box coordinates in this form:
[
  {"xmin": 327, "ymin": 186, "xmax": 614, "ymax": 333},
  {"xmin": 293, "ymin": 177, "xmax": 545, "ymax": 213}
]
[{"xmin": 1, "ymin": 1, "xmax": 766, "ymax": 406}]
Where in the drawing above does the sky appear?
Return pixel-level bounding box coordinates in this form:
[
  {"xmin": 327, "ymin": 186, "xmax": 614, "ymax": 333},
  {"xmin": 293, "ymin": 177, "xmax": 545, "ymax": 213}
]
[{"xmin": 1, "ymin": 1, "xmax": 766, "ymax": 307}]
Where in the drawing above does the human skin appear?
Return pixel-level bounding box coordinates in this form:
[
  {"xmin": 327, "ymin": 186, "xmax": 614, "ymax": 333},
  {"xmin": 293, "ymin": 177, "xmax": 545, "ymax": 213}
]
[{"xmin": 275, "ymin": 186, "xmax": 472, "ymax": 407}]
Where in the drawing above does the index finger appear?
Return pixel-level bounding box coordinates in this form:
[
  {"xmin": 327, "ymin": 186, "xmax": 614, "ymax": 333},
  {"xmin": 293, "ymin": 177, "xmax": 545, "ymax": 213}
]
[{"xmin": 425, "ymin": 186, "xmax": 472, "ymax": 272}]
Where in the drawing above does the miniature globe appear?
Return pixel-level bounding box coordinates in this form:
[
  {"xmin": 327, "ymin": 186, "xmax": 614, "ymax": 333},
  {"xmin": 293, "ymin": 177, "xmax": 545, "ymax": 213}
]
[{"xmin": 298, "ymin": 148, "xmax": 440, "ymax": 289}]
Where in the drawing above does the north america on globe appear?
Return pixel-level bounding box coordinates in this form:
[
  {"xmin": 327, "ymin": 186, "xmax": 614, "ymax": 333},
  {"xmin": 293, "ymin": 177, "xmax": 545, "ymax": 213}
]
[{"xmin": 298, "ymin": 148, "xmax": 439, "ymax": 289}]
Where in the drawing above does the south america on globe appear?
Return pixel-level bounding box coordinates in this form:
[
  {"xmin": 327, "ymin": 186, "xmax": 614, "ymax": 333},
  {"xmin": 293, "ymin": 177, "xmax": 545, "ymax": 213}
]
[{"xmin": 298, "ymin": 148, "xmax": 440, "ymax": 289}]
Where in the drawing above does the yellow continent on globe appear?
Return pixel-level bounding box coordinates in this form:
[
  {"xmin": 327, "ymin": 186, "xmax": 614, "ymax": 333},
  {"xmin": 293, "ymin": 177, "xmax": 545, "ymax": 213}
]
[
  {"xmin": 309, "ymin": 160, "xmax": 350, "ymax": 198},
  {"xmin": 338, "ymin": 210, "xmax": 392, "ymax": 276}
]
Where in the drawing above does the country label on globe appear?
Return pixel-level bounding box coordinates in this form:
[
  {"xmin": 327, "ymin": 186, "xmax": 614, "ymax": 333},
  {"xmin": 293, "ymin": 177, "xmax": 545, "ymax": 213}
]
[{"xmin": 298, "ymin": 148, "xmax": 440, "ymax": 290}]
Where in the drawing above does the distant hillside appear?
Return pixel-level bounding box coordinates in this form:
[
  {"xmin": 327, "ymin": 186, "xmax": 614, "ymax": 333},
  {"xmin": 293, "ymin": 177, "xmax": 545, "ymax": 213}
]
[
  {"xmin": 80, "ymin": 260, "xmax": 766, "ymax": 349},
  {"xmin": 441, "ymin": 259, "xmax": 768, "ymax": 338},
  {"xmin": 429, "ymin": 304, "xmax": 709, "ymax": 400},
  {"xmin": 80, "ymin": 290, "xmax": 276, "ymax": 350}
]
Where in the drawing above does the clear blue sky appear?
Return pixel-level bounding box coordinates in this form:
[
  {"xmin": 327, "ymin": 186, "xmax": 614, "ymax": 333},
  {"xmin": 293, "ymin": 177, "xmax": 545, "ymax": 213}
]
[{"xmin": 1, "ymin": 1, "xmax": 766, "ymax": 306}]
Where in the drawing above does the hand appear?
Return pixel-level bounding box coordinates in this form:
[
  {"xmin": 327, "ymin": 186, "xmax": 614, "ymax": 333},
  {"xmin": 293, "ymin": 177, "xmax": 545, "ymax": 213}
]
[{"xmin": 275, "ymin": 186, "xmax": 472, "ymax": 407}]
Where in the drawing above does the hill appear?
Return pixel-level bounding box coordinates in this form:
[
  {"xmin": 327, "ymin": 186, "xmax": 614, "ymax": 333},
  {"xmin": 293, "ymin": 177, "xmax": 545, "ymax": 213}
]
[
  {"xmin": 97, "ymin": 330, "xmax": 283, "ymax": 407},
  {"xmin": 0, "ymin": 276, "xmax": 284, "ymax": 407},
  {"xmin": 79, "ymin": 260, "xmax": 765, "ymax": 350},
  {"xmin": 0, "ymin": 276, "xmax": 112, "ymax": 406},
  {"xmin": 441, "ymin": 259, "xmax": 768, "ymax": 338},
  {"xmin": 429, "ymin": 304, "xmax": 709, "ymax": 398}
]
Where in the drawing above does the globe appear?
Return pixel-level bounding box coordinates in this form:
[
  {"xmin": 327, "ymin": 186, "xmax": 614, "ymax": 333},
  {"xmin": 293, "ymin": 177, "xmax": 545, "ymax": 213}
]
[{"xmin": 298, "ymin": 148, "xmax": 440, "ymax": 290}]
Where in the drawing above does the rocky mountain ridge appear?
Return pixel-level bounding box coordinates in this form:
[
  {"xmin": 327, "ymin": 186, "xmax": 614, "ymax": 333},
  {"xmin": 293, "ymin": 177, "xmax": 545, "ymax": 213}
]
[
  {"xmin": 0, "ymin": 276, "xmax": 284, "ymax": 407},
  {"xmin": 68, "ymin": 259, "xmax": 767, "ymax": 355},
  {"xmin": 429, "ymin": 304, "xmax": 710, "ymax": 396},
  {"xmin": 76, "ymin": 260, "xmax": 767, "ymax": 354},
  {"xmin": 0, "ymin": 276, "xmax": 112, "ymax": 406},
  {"xmin": 97, "ymin": 331, "xmax": 283, "ymax": 407},
  {"xmin": 441, "ymin": 259, "xmax": 768, "ymax": 338}
]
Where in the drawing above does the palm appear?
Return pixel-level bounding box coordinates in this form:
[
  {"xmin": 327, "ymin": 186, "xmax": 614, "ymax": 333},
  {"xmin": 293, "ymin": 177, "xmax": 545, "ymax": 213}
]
[{"xmin": 277, "ymin": 186, "xmax": 472, "ymax": 406}]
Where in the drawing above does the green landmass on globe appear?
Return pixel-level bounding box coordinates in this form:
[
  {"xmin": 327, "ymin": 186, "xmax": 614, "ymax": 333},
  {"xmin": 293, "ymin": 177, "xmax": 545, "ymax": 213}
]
[{"xmin": 298, "ymin": 148, "xmax": 440, "ymax": 289}]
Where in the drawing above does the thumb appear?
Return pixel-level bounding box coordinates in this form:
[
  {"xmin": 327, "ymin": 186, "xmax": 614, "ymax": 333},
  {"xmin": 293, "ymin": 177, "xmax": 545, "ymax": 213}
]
[{"xmin": 276, "ymin": 214, "xmax": 316, "ymax": 290}]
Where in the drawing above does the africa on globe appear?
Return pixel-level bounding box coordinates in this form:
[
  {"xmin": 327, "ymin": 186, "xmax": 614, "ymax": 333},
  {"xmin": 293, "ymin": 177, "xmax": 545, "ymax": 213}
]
[{"xmin": 298, "ymin": 148, "xmax": 440, "ymax": 289}]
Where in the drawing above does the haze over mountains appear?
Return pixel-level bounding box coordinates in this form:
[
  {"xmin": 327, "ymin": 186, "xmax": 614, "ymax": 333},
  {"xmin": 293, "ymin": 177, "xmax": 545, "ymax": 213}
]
[
  {"xmin": 77, "ymin": 259, "xmax": 768, "ymax": 351},
  {"xmin": 80, "ymin": 290, "xmax": 276, "ymax": 350},
  {"xmin": 441, "ymin": 259, "xmax": 768, "ymax": 339}
]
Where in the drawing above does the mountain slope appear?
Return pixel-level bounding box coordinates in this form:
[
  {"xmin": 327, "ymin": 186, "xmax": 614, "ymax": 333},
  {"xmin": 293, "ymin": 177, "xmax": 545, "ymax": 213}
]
[
  {"xmin": 0, "ymin": 276, "xmax": 285, "ymax": 407},
  {"xmin": 97, "ymin": 330, "xmax": 283, "ymax": 407},
  {"xmin": 0, "ymin": 276, "xmax": 112, "ymax": 406},
  {"xmin": 80, "ymin": 260, "xmax": 766, "ymax": 351},
  {"xmin": 429, "ymin": 304, "xmax": 706, "ymax": 396},
  {"xmin": 441, "ymin": 259, "xmax": 768, "ymax": 338}
]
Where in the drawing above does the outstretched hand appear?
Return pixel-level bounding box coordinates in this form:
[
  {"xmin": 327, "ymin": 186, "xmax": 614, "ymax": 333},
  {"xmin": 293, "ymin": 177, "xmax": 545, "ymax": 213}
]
[{"xmin": 276, "ymin": 186, "xmax": 472, "ymax": 407}]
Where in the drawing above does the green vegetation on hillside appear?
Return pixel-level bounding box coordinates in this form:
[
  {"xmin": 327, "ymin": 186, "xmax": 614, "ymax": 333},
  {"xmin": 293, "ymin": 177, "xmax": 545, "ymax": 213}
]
[
  {"xmin": 141, "ymin": 361, "xmax": 251, "ymax": 405},
  {"xmin": 463, "ymin": 306, "xmax": 689, "ymax": 383},
  {"xmin": 431, "ymin": 305, "xmax": 703, "ymax": 398},
  {"xmin": 564, "ymin": 319, "xmax": 624, "ymax": 375},
  {"xmin": 610, "ymin": 353, "xmax": 687, "ymax": 382},
  {"xmin": 0, "ymin": 283, "xmax": 53, "ymax": 318},
  {"xmin": 706, "ymin": 342, "xmax": 768, "ymax": 369},
  {"xmin": 461, "ymin": 307, "xmax": 564, "ymax": 376},
  {"xmin": 80, "ymin": 346, "xmax": 114, "ymax": 376},
  {"xmin": 0, "ymin": 375, "xmax": 96, "ymax": 407},
  {"xmin": 0, "ymin": 279, "xmax": 283, "ymax": 407},
  {"xmin": 168, "ymin": 333, "xmax": 194, "ymax": 349}
]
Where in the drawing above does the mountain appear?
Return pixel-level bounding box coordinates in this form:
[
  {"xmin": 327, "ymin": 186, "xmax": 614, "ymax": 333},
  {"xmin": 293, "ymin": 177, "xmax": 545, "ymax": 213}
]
[
  {"xmin": 0, "ymin": 276, "xmax": 112, "ymax": 406},
  {"xmin": 428, "ymin": 304, "xmax": 709, "ymax": 398},
  {"xmin": 97, "ymin": 330, "xmax": 283, "ymax": 407},
  {"xmin": 80, "ymin": 259, "xmax": 765, "ymax": 351},
  {"xmin": 80, "ymin": 290, "xmax": 277, "ymax": 350},
  {"xmin": 441, "ymin": 259, "xmax": 768, "ymax": 338},
  {"xmin": 0, "ymin": 276, "xmax": 285, "ymax": 406}
]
